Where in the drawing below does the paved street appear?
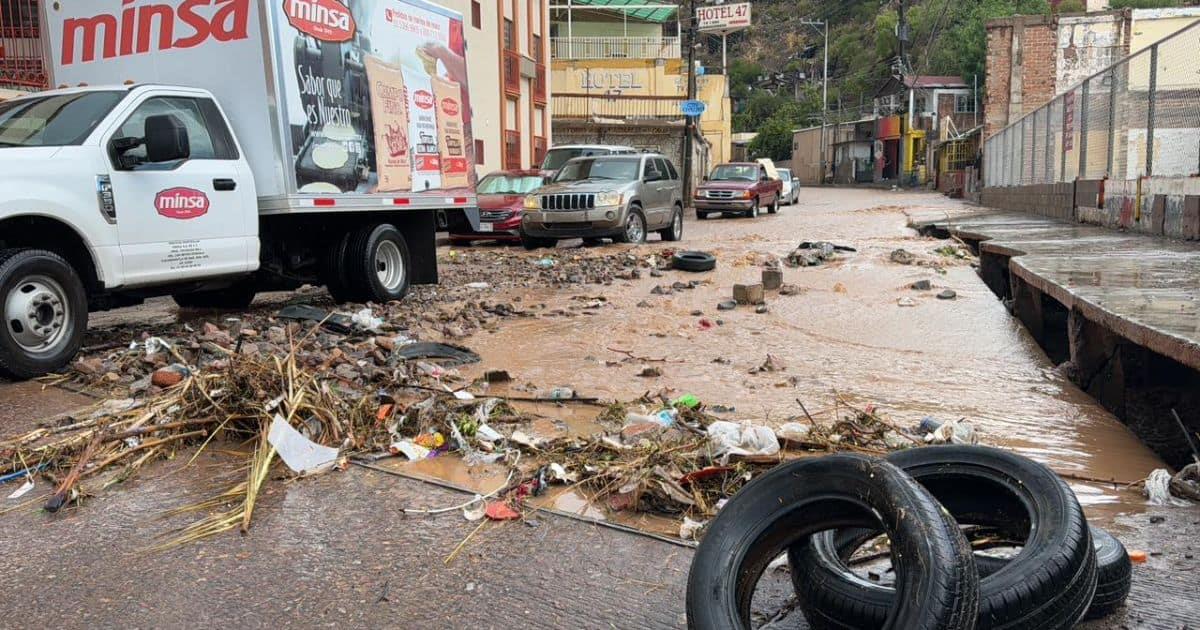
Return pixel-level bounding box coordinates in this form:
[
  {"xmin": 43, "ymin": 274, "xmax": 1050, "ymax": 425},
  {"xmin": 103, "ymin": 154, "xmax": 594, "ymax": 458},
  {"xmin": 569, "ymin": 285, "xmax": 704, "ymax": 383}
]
[{"xmin": 1, "ymin": 188, "xmax": 1196, "ymax": 628}]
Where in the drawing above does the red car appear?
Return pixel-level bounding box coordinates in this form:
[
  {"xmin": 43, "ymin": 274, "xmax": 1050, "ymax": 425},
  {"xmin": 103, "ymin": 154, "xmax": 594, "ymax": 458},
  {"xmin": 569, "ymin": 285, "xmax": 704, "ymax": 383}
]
[{"xmin": 451, "ymin": 170, "xmax": 547, "ymax": 244}]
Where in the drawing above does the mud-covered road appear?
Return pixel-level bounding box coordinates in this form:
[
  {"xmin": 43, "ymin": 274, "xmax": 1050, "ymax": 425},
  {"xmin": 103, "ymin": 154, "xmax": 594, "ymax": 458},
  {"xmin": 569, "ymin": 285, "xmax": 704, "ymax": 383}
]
[{"xmin": 1, "ymin": 188, "xmax": 1195, "ymax": 628}]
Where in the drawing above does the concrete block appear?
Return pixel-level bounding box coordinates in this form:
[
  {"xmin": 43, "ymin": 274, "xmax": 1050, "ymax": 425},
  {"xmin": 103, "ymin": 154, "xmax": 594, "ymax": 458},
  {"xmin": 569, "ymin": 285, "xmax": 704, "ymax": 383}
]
[
  {"xmin": 733, "ymin": 283, "xmax": 765, "ymax": 305},
  {"xmin": 1183, "ymin": 195, "xmax": 1200, "ymax": 240},
  {"xmin": 762, "ymin": 269, "xmax": 783, "ymax": 291}
]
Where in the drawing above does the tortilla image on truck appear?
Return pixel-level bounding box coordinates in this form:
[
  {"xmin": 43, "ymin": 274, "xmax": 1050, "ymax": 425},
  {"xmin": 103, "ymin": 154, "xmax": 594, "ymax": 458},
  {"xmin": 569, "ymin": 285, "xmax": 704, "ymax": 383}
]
[{"xmin": 0, "ymin": 0, "xmax": 477, "ymax": 379}]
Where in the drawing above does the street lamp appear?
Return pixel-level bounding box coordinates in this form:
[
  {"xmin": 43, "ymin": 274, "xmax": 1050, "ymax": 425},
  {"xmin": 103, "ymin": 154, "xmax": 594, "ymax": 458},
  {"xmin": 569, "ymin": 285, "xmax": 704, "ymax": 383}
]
[{"xmin": 797, "ymin": 19, "xmax": 828, "ymax": 184}]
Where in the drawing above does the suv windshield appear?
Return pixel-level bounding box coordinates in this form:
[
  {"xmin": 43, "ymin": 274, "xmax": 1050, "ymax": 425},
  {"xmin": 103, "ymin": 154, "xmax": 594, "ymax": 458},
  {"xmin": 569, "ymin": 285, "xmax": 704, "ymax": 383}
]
[
  {"xmin": 709, "ymin": 165, "xmax": 759, "ymax": 181},
  {"xmin": 542, "ymin": 147, "xmax": 619, "ymax": 171},
  {"xmin": 0, "ymin": 91, "xmax": 125, "ymax": 148},
  {"xmin": 477, "ymin": 174, "xmax": 545, "ymax": 195},
  {"xmin": 554, "ymin": 157, "xmax": 639, "ymax": 182}
]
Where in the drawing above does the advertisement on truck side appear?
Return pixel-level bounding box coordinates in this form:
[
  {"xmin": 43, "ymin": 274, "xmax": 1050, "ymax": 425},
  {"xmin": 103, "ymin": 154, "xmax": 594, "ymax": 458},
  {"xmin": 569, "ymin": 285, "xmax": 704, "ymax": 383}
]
[{"xmin": 273, "ymin": 0, "xmax": 476, "ymax": 194}]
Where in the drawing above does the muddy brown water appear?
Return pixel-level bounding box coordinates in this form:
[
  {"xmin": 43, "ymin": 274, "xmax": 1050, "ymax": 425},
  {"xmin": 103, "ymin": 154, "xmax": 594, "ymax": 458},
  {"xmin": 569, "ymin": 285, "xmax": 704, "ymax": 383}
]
[{"xmin": 0, "ymin": 189, "xmax": 1164, "ymax": 528}]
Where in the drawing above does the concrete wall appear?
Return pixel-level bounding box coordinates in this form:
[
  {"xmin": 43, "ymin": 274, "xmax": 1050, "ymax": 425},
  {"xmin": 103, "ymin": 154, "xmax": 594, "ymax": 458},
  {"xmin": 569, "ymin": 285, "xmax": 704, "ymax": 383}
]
[{"xmin": 983, "ymin": 177, "xmax": 1200, "ymax": 241}]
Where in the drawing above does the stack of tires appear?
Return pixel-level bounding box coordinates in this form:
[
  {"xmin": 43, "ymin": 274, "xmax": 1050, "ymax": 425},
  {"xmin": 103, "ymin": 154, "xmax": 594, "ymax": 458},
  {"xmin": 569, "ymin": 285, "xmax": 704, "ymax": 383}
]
[{"xmin": 686, "ymin": 446, "xmax": 1133, "ymax": 630}]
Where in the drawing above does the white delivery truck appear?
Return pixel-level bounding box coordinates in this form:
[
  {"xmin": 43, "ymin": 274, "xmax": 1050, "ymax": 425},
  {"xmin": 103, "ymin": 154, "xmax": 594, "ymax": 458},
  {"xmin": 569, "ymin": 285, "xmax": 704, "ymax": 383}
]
[{"xmin": 0, "ymin": 0, "xmax": 479, "ymax": 378}]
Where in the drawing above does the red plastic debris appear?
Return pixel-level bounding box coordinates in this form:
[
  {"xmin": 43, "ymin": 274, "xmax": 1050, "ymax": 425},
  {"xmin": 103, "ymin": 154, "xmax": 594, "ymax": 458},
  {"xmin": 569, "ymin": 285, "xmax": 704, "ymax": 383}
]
[{"xmin": 484, "ymin": 501, "xmax": 521, "ymax": 521}]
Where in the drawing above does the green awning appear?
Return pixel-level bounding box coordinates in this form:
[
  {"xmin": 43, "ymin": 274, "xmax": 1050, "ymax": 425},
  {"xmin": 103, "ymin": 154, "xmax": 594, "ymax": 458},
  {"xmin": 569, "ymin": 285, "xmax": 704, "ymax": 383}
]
[{"xmin": 567, "ymin": 0, "xmax": 678, "ymax": 23}]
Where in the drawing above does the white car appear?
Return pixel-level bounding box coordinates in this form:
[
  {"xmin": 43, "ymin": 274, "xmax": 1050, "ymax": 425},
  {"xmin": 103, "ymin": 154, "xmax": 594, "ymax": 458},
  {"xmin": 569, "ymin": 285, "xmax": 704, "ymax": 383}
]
[{"xmin": 778, "ymin": 168, "xmax": 799, "ymax": 205}]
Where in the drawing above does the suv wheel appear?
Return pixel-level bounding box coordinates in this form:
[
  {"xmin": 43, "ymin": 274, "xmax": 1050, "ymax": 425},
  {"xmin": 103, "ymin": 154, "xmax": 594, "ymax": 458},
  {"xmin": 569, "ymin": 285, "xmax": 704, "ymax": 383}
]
[
  {"xmin": 0, "ymin": 249, "xmax": 88, "ymax": 379},
  {"xmin": 659, "ymin": 206, "xmax": 683, "ymax": 242},
  {"xmin": 746, "ymin": 199, "xmax": 759, "ymax": 219},
  {"xmin": 617, "ymin": 207, "xmax": 647, "ymax": 244}
]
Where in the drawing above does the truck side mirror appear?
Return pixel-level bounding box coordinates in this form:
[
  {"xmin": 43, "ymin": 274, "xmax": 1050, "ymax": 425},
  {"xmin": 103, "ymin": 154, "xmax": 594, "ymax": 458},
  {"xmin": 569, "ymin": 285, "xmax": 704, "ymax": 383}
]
[
  {"xmin": 702, "ymin": 175, "xmax": 709, "ymax": 181},
  {"xmin": 144, "ymin": 114, "xmax": 190, "ymax": 163}
]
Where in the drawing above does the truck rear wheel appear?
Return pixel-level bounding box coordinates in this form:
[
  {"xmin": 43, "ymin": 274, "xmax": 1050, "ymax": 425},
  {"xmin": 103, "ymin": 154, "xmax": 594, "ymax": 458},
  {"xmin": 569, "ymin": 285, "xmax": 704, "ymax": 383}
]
[
  {"xmin": 320, "ymin": 230, "xmax": 358, "ymax": 304},
  {"xmin": 344, "ymin": 223, "xmax": 411, "ymax": 303},
  {"xmin": 0, "ymin": 248, "xmax": 88, "ymax": 379}
]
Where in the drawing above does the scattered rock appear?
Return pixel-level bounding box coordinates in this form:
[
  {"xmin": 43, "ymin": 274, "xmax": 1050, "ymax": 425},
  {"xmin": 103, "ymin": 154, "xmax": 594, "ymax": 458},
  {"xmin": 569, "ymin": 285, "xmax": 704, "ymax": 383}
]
[
  {"xmin": 638, "ymin": 366, "xmax": 663, "ymax": 378},
  {"xmin": 650, "ymin": 269, "xmax": 664, "ymax": 278},
  {"xmin": 937, "ymin": 289, "xmax": 957, "ymax": 300},
  {"xmin": 910, "ymin": 279, "xmax": 932, "ymax": 291},
  {"xmin": 484, "ymin": 369, "xmax": 511, "ymax": 383},
  {"xmin": 733, "ymin": 283, "xmax": 765, "ymax": 305},
  {"xmin": 779, "ymin": 284, "xmax": 803, "ymax": 296},
  {"xmin": 755, "ymin": 305, "xmax": 769, "ymax": 314},
  {"xmin": 832, "ymin": 282, "xmax": 847, "ymax": 294},
  {"xmin": 671, "ymin": 281, "xmax": 689, "ymax": 291},
  {"xmin": 151, "ymin": 365, "xmax": 189, "ymax": 388},
  {"xmin": 690, "ymin": 310, "xmax": 704, "ymax": 317},
  {"xmin": 898, "ymin": 297, "xmax": 917, "ymax": 307},
  {"xmin": 890, "ymin": 249, "xmax": 916, "ymax": 265},
  {"xmin": 637, "ymin": 300, "xmax": 652, "ymax": 308},
  {"xmin": 74, "ymin": 357, "xmax": 105, "ymax": 375},
  {"xmin": 651, "ymin": 285, "xmax": 672, "ymax": 295},
  {"xmin": 1150, "ymin": 515, "xmax": 1166, "ymax": 524},
  {"xmin": 762, "ymin": 268, "xmax": 783, "ymax": 291},
  {"xmin": 717, "ymin": 300, "xmax": 737, "ymax": 311}
]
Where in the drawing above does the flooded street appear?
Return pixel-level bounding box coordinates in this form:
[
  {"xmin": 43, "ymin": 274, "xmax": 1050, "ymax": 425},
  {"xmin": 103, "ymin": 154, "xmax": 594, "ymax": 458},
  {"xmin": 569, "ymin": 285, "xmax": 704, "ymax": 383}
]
[
  {"xmin": 460, "ymin": 187, "xmax": 1161, "ymax": 517},
  {"xmin": 0, "ymin": 188, "xmax": 1191, "ymax": 628}
]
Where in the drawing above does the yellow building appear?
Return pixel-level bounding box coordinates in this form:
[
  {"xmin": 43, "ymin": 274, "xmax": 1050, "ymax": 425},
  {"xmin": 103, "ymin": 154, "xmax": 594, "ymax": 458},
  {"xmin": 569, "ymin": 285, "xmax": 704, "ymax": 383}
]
[{"xmin": 547, "ymin": 2, "xmax": 732, "ymax": 166}]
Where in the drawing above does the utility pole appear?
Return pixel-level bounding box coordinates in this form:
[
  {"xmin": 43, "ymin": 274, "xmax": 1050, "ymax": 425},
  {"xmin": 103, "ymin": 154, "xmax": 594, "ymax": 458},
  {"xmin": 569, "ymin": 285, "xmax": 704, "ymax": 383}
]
[
  {"xmin": 898, "ymin": 0, "xmax": 908, "ymax": 186},
  {"xmin": 799, "ymin": 19, "xmax": 828, "ymax": 183},
  {"xmin": 682, "ymin": 0, "xmax": 698, "ymax": 200}
]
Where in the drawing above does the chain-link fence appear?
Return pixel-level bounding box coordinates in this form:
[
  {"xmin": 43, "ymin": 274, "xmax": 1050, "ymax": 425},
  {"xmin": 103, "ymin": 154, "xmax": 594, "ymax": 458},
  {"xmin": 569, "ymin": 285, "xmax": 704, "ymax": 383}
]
[{"xmin": 985, "ymin": 20, "xmax": 1200, "ymax": 187}]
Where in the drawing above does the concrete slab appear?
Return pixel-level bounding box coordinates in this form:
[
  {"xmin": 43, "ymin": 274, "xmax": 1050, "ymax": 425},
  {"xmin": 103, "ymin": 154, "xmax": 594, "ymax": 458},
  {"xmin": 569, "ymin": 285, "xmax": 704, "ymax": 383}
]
[{"xmin": 910, "ymin": 209, "xmax": 1200, "ymax": 372}]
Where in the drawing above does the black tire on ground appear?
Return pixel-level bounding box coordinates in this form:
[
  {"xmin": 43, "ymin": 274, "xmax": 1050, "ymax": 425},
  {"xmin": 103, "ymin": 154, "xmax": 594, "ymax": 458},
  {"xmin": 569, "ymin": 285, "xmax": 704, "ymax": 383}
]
[
  {"xmin": 671, "ymin": 251, "xmax": 716, "ymax": 272},
  {"xmin": 745, "ymin": 199, "xmax": 759, "ymax": 219},
  {"xmin": 343, "ymin": 223, "xmax": 412, "ymax": 303},
  {"xmin": 521, "ymin": 232, "xmax": 556, "ymax": 250},
  {"xmin": 974, "ymin": 526, "xmax": 1131, "ymax": 620},
  {"xmin": 768, "ymin": 196, "xmax": 779, "ymax": 214},
  {"xmin": 696, "ymin": 210, "xmax": 709, "ymax": 220},
  {"xmin": 686, "ymin": 454, "xmax": 978, "ymax": 630},
  {"xmin": 172, "ymin": 282, "xmax": 257, "ymax": 310},
  {"xmin": 616, "ymin": 207, "xmax": 647, "ymax": 244},
  {"xmin": 659, "ymin": 206, "xmax": 684, "ymax": 242},
  {"xmin": 320, "ymin": 229, "xmax": 359, "ymax": 303},
  {"xmin": 790, "ymin": 445, "xmax": 1097, "ymax": 630},
  {"xmin": 0, "ymin": 248, "xmax": 88, "ymax": 379}
]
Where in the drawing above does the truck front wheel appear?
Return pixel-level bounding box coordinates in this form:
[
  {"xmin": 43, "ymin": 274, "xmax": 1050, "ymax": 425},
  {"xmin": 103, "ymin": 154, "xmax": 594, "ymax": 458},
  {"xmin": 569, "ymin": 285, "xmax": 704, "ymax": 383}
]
[
  {"xmin": 345, "ymin": 223, "xmax": 411, "ymax": 303},
  {"xmin": 0, "ymin": 248, "xmax": 88, "ymax": 379}
]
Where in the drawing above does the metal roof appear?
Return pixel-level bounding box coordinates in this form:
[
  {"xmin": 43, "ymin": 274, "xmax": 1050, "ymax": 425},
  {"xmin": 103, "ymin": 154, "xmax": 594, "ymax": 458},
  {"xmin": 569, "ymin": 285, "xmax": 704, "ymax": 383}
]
[{"xmin": 567, "ymin": 0, "xmax": 678, "ymax": 23}]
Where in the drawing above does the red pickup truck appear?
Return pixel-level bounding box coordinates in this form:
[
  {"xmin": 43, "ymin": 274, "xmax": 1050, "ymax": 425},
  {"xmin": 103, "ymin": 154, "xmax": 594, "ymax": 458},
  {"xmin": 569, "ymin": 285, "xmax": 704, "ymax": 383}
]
[{"xmin": 693, "ymin": 162, "xmax": 783, "ymax": 219}]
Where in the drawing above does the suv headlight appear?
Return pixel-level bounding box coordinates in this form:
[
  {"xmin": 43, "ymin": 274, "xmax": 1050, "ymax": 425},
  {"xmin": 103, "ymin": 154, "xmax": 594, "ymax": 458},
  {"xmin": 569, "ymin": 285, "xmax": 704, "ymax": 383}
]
[
  {"xmin": 523, "ymin": 195, "xmax": 541, "ymax": 210},
  {"xmin": 595, "ymin": 191, "xmax": 624, "ymax": 207},
  {"xmin": 740, "ymin": 190, "xmax": 753, "ymax": 199}
]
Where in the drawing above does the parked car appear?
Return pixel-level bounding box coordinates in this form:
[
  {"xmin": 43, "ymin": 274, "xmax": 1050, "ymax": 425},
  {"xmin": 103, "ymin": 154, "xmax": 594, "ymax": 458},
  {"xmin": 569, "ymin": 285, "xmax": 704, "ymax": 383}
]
[
  {"xmin": 693, "ymin": 162, "xmax": 784, "ymax": 219},
  {"xmin": 539, "ymin": 144, "xmax": 637, "ymax": 178},
  {"xmin": 521, "ymin": 153, "xmax": 684, "ymax": 249},
  {"xmin": 778, "ymin": 167, "xmax": 799, "ymax": 205},
  {"xmin": 450, "ymin": 170, "xmax": 545, "ymax": 245}
]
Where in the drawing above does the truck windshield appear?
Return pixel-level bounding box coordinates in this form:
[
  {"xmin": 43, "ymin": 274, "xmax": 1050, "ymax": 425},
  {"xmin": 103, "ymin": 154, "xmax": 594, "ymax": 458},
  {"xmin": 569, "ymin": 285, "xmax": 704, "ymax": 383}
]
[
  {"xmin": 541, "ymin": 147, "xmax": 613, "ymax": 171},
  {"xmin": 0, "ymin": 91, "xmax": 125, "ymax": 148},
  {"xmin": 709, "ymin": 165, "xmax": 758, "ymax": 181},
  {"xmin": 477, "ymin": 174, "xmax": 545, "ymax": 195},
  {"xmin": 554, "ymin": 158, "xmax": 639, "ymax": 182}
]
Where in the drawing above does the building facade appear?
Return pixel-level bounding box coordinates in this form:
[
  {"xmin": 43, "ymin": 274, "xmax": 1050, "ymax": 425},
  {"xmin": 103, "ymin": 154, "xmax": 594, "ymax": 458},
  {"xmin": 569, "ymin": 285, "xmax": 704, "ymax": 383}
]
[
  {"xmin": 0, "ymin": 0, "xmax": 548, "ymax": 175},
  {"xmin": 547, "ymin": 2, "xmax": 732, "ymax": 185}
]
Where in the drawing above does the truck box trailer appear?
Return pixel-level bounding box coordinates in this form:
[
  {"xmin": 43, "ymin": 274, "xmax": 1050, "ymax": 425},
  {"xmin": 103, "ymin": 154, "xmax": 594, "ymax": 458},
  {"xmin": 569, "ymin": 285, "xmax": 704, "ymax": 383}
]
[{"xmin": 0, "ymin": 0, "xmax": 478, "ymax": 378}]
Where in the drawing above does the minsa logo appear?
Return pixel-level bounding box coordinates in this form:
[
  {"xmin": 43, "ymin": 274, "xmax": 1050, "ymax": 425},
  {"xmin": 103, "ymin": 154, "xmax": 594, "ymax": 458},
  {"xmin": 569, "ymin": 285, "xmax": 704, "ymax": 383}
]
[
  {"xmin": 440, "ymin": 97, "xmax": 459, "ymax": 116},
  {"xmin": 60, "ymin": 0, "xmax": 250, "ymax": 66},
  {"xmin": 413, "ymin": 90, "xmax": 434, "ymax": 110},
  {"xmin": 284, "ymin": 0, "xmax": 355, "ymax": 43},
  {"xmin": 155, "ymin": 187, "xmax": 210, "ymax": 219}
]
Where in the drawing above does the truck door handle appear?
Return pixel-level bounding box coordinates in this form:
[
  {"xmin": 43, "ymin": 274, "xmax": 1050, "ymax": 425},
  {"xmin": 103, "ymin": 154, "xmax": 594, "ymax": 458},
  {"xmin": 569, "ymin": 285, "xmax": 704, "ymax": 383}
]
[{"xmin": 213, "ymin": 178, "xmax": 237, "ymax": 191}]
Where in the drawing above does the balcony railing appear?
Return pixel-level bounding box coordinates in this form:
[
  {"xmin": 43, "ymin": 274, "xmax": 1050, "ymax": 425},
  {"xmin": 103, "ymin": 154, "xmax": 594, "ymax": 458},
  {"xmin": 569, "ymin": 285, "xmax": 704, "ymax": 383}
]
[
  {"xmin": 553, "ymin": 93, "xmax": 686, "ymax": 120},
  {"xmin": 504, "ymin": 130, "xmax": 521, "ymax": 169},
  {"xmin": 1, "ymin": 0, "xmax": 48, "ymax": 89},
  {"xmin": 551, "ymin": 36, "xmax": 680, "ymax": 60},
  {"xmin": 533, "ymin": 62, "xmax": 547, "ymax": 104},
  {"xmin": 503, "ymin": 50, "xmax": 521, "ymax": 96}
]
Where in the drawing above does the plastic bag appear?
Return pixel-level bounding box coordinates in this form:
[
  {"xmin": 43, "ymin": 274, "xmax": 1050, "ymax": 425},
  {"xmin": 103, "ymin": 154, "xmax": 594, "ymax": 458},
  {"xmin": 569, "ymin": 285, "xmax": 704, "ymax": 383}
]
[
  {"xmin": 1145, "ymin": 468, "xmax": 1191, "ymax": 506},
  {"xmin": 708, "ymin": 421, "xmax": 780, "ymax": 463}
]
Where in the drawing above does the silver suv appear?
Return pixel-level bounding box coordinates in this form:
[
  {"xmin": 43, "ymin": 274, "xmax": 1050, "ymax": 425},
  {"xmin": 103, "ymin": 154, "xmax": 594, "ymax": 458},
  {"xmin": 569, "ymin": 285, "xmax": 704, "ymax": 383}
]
[{"xmin": 520, "ymin": 153, "xmax": 684, "ymax": 249}]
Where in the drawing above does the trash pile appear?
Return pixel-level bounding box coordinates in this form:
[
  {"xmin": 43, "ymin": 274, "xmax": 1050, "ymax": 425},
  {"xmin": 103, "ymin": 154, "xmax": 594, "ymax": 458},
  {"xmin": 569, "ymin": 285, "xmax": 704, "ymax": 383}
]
[
  {"xmin": 687, "ymin": 445, "xmax": 1135, "ymax": 629},
  {"xmin": 785, "ymin": 241, "xmax": 856, "ymax": 268}
]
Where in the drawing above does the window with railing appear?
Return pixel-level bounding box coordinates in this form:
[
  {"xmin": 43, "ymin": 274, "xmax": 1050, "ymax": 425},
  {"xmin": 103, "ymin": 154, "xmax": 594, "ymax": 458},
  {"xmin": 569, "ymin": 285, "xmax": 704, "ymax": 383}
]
[
  {"xmin": 533, "ymin": 61, "xmax": 546, "ymax": 104},
  {"xmin": 550, "ymin": 36, "xmax": 681, "ymax": 60},
  {"xmin": 553, "ymin": 93, "xmax": 686, "ymax": 120},
  {"xmin": 532, "ymin": 135, "xmax": 547, "ymax": 166},
  {"xmin": 504, "ymin": 130, "xmax": 522, "ymax": 170},
  {"xmin": 0, "ymin": 0, "xmax": 48, "ymax": 89}
]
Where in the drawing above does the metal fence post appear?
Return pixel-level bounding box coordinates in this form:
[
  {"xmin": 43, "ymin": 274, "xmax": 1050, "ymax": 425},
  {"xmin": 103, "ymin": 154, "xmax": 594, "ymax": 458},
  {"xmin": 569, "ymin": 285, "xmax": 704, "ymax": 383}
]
[
  {"xmin": 1046, "ymin": 104, "xmax": 1054, "ymax": 183},
  {"xmin": 1146, "ymin": 44, "xmax": 1158, "ymax": 177},
  {"xmin": 1079, "ymin": 79, "xmax": 1090, "ymax": 179},
  {"xmin": 1030, "ymin": 117, "xmax": 1037, "ymax": 184},
  {"xmin": 1106, "ymin": 70, "xmax": 1117, "ymax": 177}
]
